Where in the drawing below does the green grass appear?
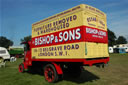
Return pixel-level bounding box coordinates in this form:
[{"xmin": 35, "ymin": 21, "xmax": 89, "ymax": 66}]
[{"xmin": 0, "ymin": 53, "xmax": 128, "ymax": 85}]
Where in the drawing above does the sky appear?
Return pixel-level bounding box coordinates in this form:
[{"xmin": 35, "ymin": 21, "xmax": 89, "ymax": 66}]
[{"xmin": 1, "ymin": 0, "xmax": 128, "ymax": 46}]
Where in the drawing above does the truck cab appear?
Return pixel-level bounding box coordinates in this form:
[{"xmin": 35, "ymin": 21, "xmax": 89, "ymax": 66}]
[{"xmin": 19, "ymin": 41, "xmax": 32, "ymax": 72}]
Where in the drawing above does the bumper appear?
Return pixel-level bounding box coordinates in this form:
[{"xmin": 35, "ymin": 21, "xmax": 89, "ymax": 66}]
[{"xmin": 83, "ymin": 57, "xmax": 109, "ymax": 66}]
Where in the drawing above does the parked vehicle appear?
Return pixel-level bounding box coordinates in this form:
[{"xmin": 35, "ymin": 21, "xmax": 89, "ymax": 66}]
[
  {"xmin": 9, "ymin": 46, "xmax": 24, "ymax": 58},
  {"xmin": 19, "ymin": 4, "xmax": 109, "ymax": 83},
  {"xmin": 123, "ymin": 47, "xmax": 128, "ymax": 53},
  {"xmin": 109, "ymin": 47, "xmax": 114, "ymax": 53},
  {"xmin": 114, "ymin": 48, "xmax": 126, "ymax": 53},
  {"xmin": 0, "ymin": 47, "xmax": 10, "ymax": 62},
  {"xmin": 113, "ymin": 44, "xmax": 128, "ymax": 53}
]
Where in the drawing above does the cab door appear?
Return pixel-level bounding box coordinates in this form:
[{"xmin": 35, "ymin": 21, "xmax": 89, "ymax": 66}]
[{"xmin": 24, "ymin": 42, "xmax": 32, "ymax": 66}]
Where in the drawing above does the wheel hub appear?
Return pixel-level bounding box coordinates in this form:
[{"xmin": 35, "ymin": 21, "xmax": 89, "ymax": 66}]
[{"xmin": 48, "ymin": 71, "xmax": 53, "ymax": 78}]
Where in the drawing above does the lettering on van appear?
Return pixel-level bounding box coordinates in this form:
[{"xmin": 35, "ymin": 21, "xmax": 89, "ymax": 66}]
[
  {"xmin": 34, "ymin": 28, "xmax": 81, "ymax": 46},
  {"xmin": 85, "ymin": 5, "xmax": 104, "ymax": 16},
  {"xmin": 86, "ymin": 27, "xmax": 106, "ymax": 38},
  {"xmin": 33, "ymin": 6, "xmax": 80, "ymax": 25},
  {"xmin": 87, "ymin": 17, "xmax": 97, "ymax": 22},
  {"xmin": 87, "ymin": 17, "xmax": 105, "ymax": 29},
  {"xmin": 98, "ymin": 20, "xmax": 105, "ymax": 29},
  {"xmin": 33, "ymin": 15, "xmax": 77, "ymax": 35},
  {"xmin": 37, "ymin": 44, "xmax": 79, "ymax": 57},
  {"xmin": 87, "ymin": 17, "xmax": 97, "ymax": 27}
]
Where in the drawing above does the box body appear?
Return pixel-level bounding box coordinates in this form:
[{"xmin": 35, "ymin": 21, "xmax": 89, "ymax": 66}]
[{"xmin": 31, "ymin": 4, "xmax": 109, "ymax": 60}]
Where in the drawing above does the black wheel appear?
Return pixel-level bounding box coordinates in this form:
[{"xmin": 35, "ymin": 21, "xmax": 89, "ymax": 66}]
[
  {"xmin": 44, "ymin": 64, "xmax": 59, "ymax": 83},
  {"xmin": 19, "ymin": 63, "xmax": 24, "ymax": 73}
]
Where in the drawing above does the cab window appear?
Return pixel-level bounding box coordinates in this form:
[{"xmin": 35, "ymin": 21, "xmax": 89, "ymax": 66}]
[{"xmin": 24, "ymin": 43, "xmax": 30, "ymax": 51}]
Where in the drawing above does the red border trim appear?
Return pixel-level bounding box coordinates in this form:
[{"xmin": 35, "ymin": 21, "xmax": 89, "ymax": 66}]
[
  {"xmin": 31, "ymin": 57, "xmax": 109, "ymax": 66},
  {"xmin": 32, "ymin": 58, "xmax": 84, "ymax": 62},
  {"xmin": 31, "ymin": 25, "xmax": 108, "ymax": 48}
]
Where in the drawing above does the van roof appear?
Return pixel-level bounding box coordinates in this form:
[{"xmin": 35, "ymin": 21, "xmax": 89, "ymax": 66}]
[{"xmin": 0, "ymin": 47, "xmax": 7, "ymax": 50}]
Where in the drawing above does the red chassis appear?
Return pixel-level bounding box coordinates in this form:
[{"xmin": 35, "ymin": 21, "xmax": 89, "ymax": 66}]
[{"xmin": 19, "ymin": 41, "xmax": 109, "ymax": 83}]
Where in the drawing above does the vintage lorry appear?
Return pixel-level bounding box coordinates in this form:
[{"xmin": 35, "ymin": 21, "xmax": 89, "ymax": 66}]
[{"xmin": 19, "ymin": 4, "xmax": 109, "ymax": 83}]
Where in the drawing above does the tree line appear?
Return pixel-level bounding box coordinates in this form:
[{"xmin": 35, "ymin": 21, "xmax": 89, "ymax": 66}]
[
  {"xmin": 108, "ymin": 29, "xmax": 127, "ymax": 46},
  {"xmin": 0, "ymin": 29, "xmax": 127, "ymax": 49}
]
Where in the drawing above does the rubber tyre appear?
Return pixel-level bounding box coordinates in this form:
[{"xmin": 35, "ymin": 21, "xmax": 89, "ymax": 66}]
[
  {"xmin": 19, "ymin": 63, "xmax": 25, "ymax": 73},
  {"xmin": 44, "ymin": 64, "xmax": 59, "ymax": 83}
]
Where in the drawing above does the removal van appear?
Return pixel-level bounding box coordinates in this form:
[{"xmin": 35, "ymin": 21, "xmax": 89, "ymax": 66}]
[{"xmin": 19, "ymin": 4, "xmax": 109, "ymax": 83}]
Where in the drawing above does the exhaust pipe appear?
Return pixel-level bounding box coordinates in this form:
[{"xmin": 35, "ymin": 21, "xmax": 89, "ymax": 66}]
[{"xmin": 96, "ymin": 63, "xmax": 108, "ymax": 68}]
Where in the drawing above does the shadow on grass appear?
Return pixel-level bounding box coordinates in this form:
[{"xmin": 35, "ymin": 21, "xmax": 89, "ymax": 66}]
[
  {"xmin": 26, "ymin": 68, "xmax": 44, "ymax": 76},
  {"xmin": 63, "ymin": 69, "xmax": 99, "ymax": 84},
  {"xmin": 26, "ymin": 69, "xmax": 99, "ymax": 84}
]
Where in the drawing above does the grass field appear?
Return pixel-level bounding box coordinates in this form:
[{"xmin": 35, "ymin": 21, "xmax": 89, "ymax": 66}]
[{"xmin": 0, "ymin": 53, "xmax": 128, "ymax": 85}]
